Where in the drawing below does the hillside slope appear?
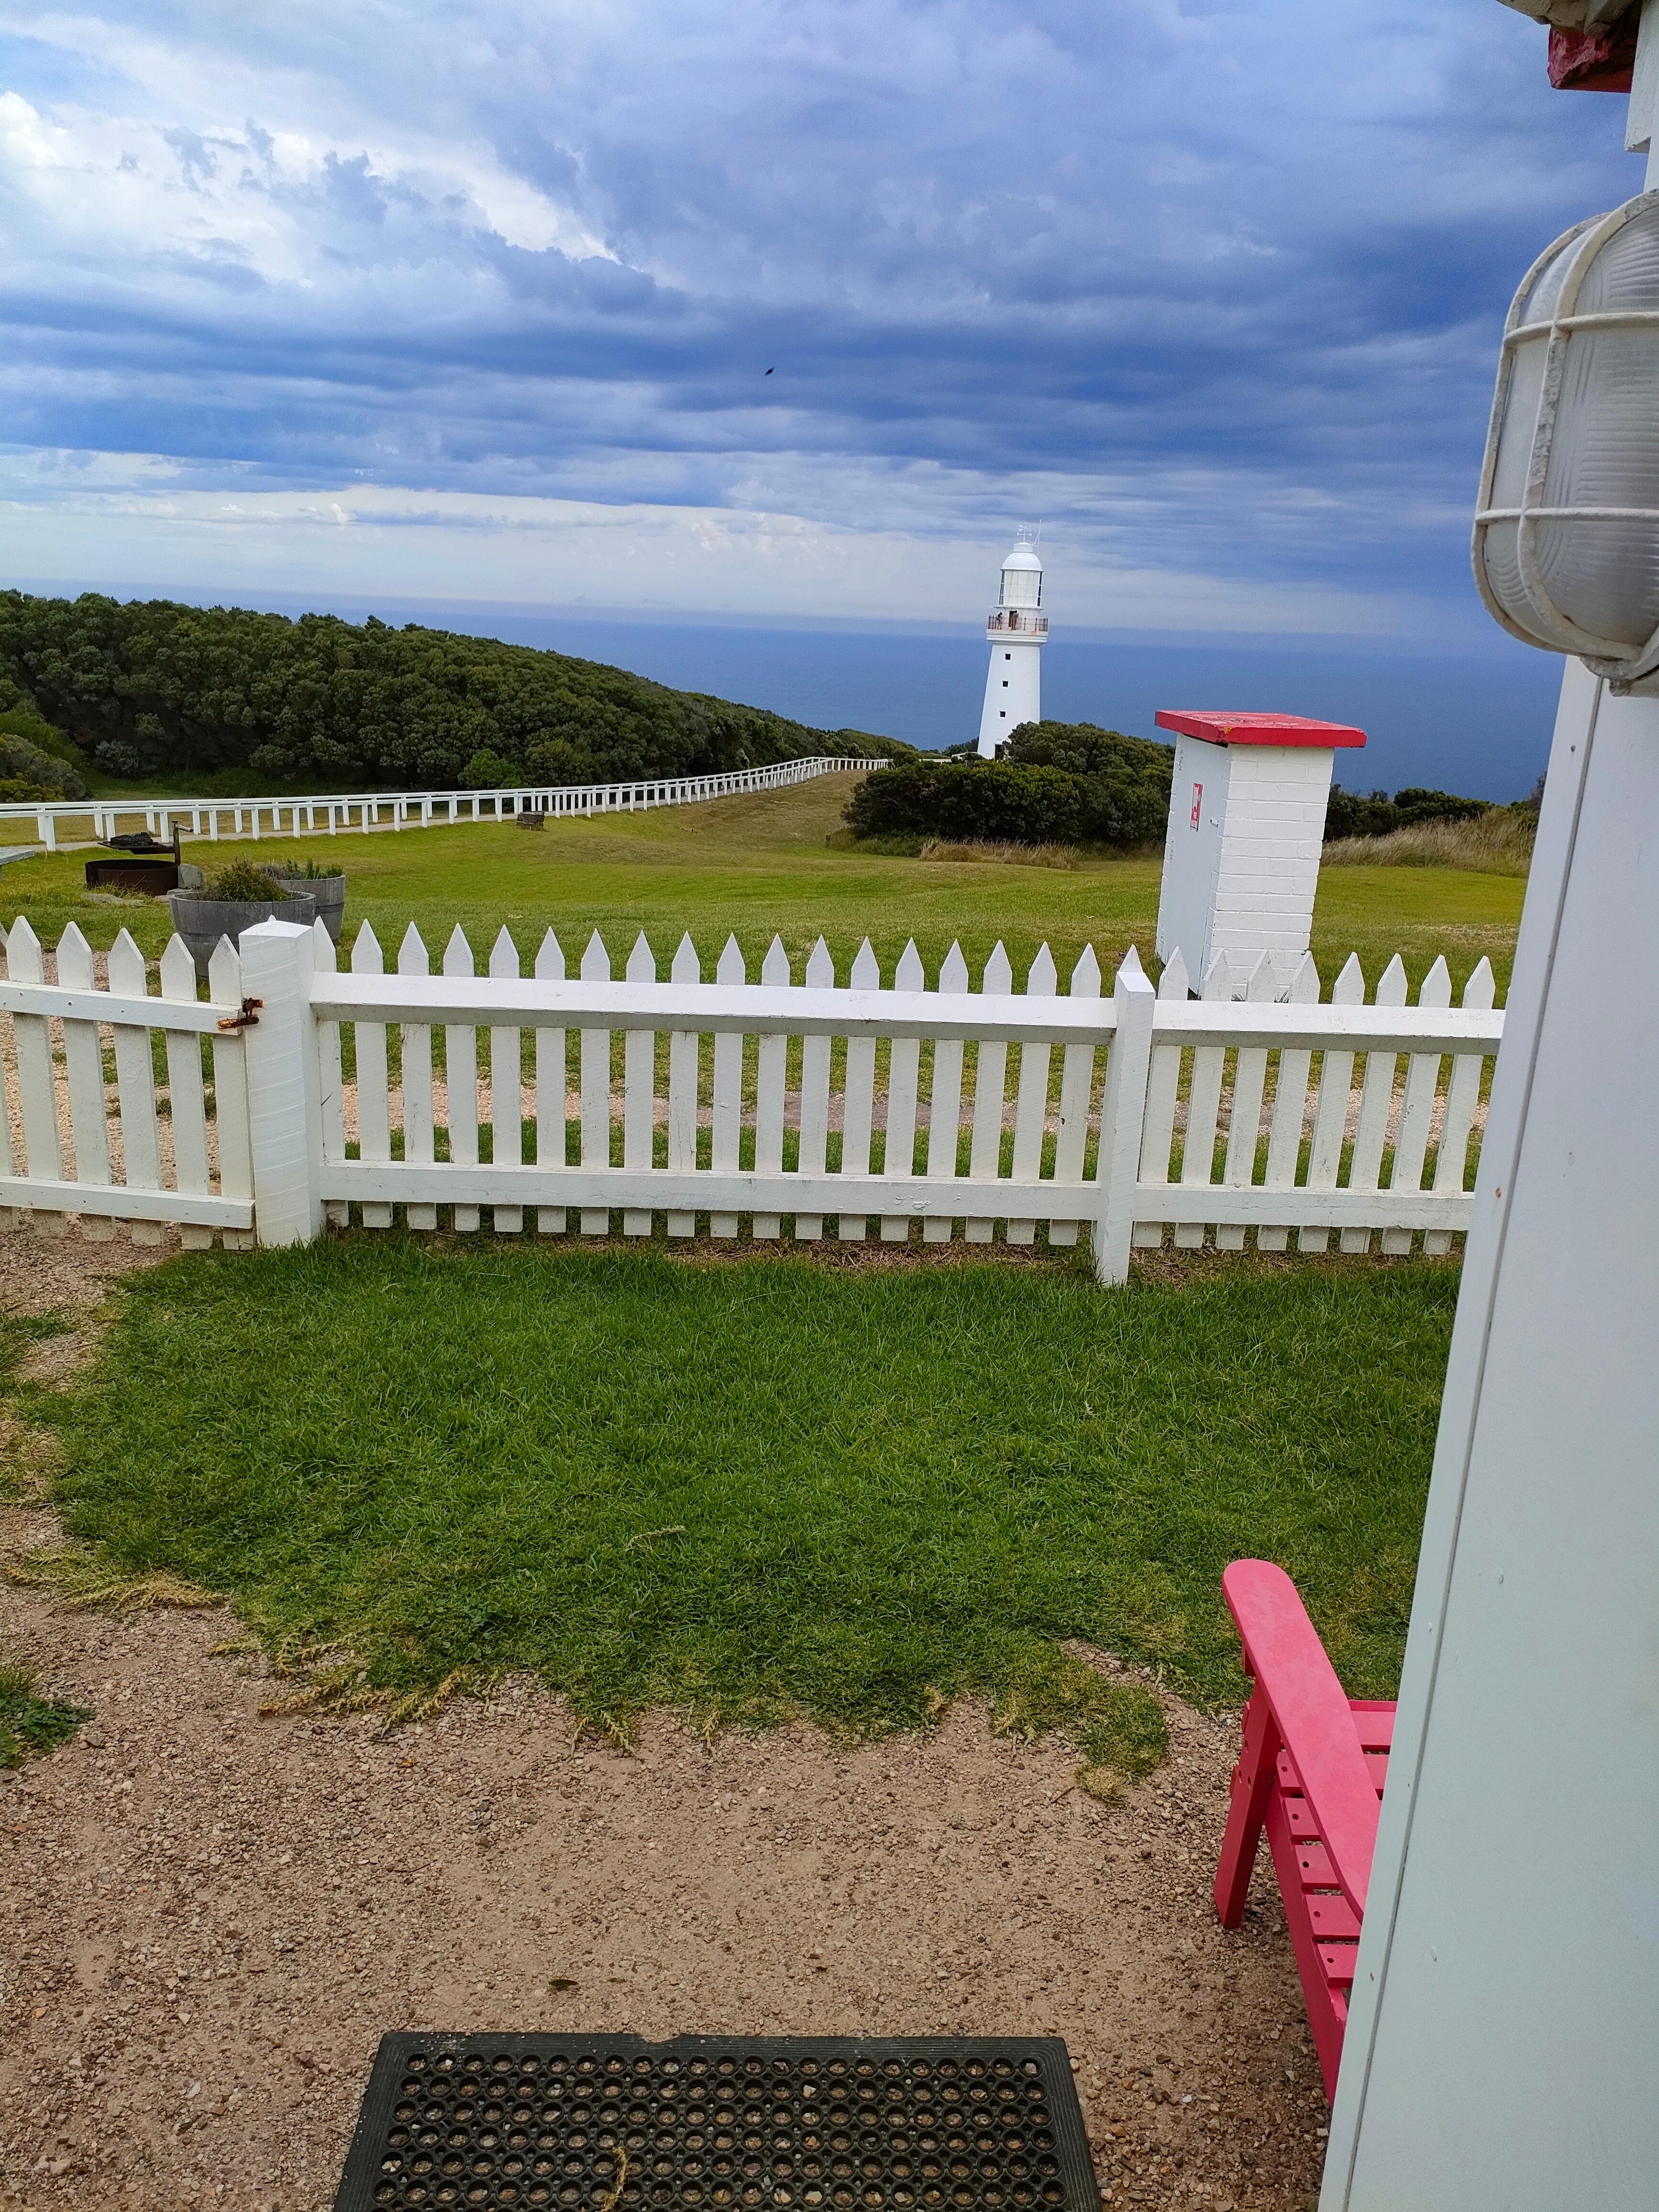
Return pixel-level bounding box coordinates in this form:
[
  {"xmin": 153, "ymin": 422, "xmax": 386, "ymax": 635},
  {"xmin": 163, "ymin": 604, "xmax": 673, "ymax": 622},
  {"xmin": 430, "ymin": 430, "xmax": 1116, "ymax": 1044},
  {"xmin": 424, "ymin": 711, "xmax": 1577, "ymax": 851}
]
[{"xmin": 0, "ymin": 591, "xmax": 908, "ymax": 792}]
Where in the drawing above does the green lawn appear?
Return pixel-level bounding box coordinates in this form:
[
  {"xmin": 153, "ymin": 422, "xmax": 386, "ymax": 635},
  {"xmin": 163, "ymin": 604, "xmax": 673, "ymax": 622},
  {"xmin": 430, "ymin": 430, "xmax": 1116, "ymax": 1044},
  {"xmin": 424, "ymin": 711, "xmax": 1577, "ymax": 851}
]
[
  {"xmin": 3, "ymin": 774, "xmax": 1524, "ymax": 998},
  {"xmin": 23, "ymin": 1240, "xmax": 1455, "ymax": 1767}
]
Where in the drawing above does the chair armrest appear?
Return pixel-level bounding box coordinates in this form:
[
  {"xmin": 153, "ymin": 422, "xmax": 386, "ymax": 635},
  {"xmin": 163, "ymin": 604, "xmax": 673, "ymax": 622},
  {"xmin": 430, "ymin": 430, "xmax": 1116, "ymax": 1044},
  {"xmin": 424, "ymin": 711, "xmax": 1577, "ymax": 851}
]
[{"xmin": 1221, "ymin": 1559, "xmax": 1381, "ymax": 1916}]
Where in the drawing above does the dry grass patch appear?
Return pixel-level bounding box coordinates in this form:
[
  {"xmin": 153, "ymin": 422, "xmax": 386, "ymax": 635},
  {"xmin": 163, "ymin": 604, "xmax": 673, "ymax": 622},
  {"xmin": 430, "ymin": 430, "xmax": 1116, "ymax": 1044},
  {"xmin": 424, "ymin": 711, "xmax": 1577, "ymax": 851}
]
[
  {"xmin": 1323, "ymin": 810, "xmax": 1534, "ymax": 875},
  {"xmin": 917, "ymin": 837, "xmax": 1082, "ymax": 869}
]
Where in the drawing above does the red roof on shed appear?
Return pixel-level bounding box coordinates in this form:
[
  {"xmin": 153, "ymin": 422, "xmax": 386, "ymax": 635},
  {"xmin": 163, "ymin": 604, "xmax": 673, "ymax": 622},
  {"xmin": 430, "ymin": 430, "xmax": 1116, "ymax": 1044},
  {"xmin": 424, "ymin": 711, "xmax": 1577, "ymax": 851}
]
[{"xmin": 1154, "ymin": 709, "xmax": 1366, "ymax": 749}]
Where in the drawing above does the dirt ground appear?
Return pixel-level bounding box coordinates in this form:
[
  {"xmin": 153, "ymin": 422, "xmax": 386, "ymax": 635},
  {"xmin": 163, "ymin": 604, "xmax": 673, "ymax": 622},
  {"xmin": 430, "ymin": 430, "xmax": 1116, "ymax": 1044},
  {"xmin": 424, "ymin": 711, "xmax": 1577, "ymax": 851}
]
[{"xmin": 0, "ymin": 1224, "xmax": 1329, "ymax": 2212}]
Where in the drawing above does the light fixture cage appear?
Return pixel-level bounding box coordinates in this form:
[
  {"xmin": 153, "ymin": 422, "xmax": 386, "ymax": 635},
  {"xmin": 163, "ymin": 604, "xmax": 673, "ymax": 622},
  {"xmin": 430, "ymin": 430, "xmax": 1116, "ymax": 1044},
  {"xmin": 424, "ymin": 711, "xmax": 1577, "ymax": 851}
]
[{"xmin": 1473, "ymin": 189, "xmax": 1659, "ymax": 693}]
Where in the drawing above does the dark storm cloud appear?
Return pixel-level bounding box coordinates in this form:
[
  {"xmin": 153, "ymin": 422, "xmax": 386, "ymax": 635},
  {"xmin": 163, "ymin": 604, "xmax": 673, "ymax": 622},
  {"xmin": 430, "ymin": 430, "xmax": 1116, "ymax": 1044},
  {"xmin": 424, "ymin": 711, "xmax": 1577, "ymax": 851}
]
[{"xmin": 0, "ymin": 0, "xmax": 1638, "ymax": 623}]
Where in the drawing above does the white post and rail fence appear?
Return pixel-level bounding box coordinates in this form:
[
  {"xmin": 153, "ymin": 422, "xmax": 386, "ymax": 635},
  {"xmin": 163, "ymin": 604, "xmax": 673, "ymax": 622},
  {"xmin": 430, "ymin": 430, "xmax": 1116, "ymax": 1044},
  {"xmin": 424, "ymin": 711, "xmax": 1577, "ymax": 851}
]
[
  {"xmin": 1, "ymin": 915, "xmax": 1503, "ymax": 1281},
  {"xmin": 0, "ymin": 753, "xmax": 886, "ymax": 853}
]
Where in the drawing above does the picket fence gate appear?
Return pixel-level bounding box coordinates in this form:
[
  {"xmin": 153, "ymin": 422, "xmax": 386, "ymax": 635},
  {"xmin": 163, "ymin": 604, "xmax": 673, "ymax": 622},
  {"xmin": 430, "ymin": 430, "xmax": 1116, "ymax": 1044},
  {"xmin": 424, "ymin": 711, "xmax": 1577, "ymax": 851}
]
[
  {"xmin": 0, "ymin": 754, "xmax": 884, "ymax": 852},
  {"xmin": 0, "ymin": 916, "xmax": 1504, "ymax": 1282}
]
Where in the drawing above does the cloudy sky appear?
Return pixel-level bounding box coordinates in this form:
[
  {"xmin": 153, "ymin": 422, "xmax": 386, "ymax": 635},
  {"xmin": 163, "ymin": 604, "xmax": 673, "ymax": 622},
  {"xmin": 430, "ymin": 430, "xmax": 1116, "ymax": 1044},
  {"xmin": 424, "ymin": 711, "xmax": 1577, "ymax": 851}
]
[{"xmin": 0, "ymin": 0, "xmax": 1639, "ymax": 640}]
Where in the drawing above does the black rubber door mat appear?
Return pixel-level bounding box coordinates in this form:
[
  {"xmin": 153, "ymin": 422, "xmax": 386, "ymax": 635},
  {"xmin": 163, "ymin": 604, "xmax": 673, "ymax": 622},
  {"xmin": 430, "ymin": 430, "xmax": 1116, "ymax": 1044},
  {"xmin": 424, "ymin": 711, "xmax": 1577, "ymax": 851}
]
[{"xmin": 335, "ymin": 2033, "xmax": 1100, "ymax": 2211}]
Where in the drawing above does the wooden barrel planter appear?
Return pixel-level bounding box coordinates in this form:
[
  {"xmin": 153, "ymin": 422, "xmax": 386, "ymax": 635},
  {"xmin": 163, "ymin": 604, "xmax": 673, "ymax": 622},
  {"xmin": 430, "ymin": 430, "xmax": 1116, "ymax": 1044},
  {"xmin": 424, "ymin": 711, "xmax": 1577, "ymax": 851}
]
[
  {"xmin": 165, "ymin": 889, "xmax": 318, "ymax": 982},
  {"xmin": 269, "ymin": 872, "xmax": 346, "ymax": 942}
]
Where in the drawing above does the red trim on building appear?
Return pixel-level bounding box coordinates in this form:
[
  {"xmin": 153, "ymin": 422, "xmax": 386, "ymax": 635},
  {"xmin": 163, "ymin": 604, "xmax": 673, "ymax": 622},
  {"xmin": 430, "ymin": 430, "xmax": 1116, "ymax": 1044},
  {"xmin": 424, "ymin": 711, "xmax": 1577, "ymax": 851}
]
[{"xmin": 1154, "ymin": 709, "xmax": 1367, "ymax": 750}]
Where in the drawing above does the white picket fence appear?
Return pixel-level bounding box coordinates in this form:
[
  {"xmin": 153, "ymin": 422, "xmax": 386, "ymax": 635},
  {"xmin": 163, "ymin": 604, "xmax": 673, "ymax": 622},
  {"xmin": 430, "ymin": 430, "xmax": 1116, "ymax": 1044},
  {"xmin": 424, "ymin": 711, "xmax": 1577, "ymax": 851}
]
[
  {"xmin": 0, "ymin": 753, "xmax": 884, "ymax": 852},
  {"xmin": 0, "ymin": 918, "xmax": 1503, "ymax": 1279},
  {"xmin": 0, "ymin": 921, "xmax": 254, "ymax": 1244}
]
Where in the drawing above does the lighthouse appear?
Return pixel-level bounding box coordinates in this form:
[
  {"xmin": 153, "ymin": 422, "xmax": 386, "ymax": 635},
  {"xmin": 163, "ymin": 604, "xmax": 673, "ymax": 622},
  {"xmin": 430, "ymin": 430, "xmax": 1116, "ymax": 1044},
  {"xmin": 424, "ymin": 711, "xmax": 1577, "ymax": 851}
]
[{"xmin": 975, "ymin": 526, "xmax": 1048, "ymax": 757}]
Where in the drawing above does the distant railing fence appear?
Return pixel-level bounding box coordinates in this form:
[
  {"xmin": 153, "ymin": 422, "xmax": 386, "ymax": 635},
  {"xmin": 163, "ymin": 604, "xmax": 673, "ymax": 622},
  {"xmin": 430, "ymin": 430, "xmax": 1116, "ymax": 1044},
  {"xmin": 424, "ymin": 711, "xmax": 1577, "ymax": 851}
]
[
  {"xmin": 0, "ymin": 918, "xmax": 1502, "ymax": 1282},
  {"xmin": 0, "ymin": 753, "xmax": 885, "ymax": 852}
]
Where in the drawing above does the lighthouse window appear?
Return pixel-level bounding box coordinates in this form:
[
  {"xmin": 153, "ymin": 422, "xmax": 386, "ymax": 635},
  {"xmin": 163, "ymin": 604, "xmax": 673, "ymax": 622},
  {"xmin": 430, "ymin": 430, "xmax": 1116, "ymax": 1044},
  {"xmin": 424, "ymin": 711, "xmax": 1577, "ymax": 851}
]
[
  {"xmin": 1002, "ymin": 680, "xmax": 1008, "ymax": 687},
  {"xmin": 1004, "ymin": 653, "xmax": 1011, "ymax": 661}
]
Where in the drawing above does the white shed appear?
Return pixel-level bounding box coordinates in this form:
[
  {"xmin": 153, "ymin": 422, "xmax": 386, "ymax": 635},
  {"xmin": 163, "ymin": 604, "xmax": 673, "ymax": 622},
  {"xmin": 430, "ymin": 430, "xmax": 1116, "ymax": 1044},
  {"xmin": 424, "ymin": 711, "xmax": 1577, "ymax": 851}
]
[{"xmin": 1152, "ymin": 708, "xmax": 1366, "ymax": 993}]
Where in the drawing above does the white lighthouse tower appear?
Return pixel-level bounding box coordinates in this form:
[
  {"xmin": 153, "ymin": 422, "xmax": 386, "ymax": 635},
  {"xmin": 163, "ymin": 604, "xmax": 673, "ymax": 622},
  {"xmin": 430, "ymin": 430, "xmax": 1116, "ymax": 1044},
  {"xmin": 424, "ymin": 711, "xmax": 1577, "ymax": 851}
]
[{"xmin": 975, "ymin": 526, "xmax": 1048, "ymax": 757}]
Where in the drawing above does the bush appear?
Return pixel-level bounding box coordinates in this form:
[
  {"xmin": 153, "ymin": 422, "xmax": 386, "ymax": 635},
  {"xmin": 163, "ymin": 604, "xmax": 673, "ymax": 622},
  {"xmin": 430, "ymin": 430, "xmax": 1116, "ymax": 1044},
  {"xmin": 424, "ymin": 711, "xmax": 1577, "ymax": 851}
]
[
  {"xmin": 461, "ymin": 746, "xmax": 521, "ymax": 789},
  {"xmin": 1392, "ymin": 787, "xmax": 1492, "ymax": 826},
  {"xmin": 0, "ymin": 705, "xmax": 80, "ymax": 767},
  {"xmin": 844, "ymin": 723, "xmax": 1175, "ymax": 851},
  {"xmin": 0, "ymin": 591, "xmax": 915, "ymax": 791},
  {"xmin": 1003, "ymin": 720, "xmax": 1173, "ymax": 844},
  {"xmin": 0, "ymin": 732, "xmax": 85, "ymax": 801},
  {"xmin": 93, "ymin": 739, "xmax": 145, "ymax": 778},
  {"xmin": 845, "ymin": 761, "xmax": 1084, "ymax": 845},
  {"xmin": 1325, "ymin": 785, "xmax": 1492, "ymax": 842},
  {"xmin": 198, "ymin": 861, "xmax": 296, "ymax": 902}
]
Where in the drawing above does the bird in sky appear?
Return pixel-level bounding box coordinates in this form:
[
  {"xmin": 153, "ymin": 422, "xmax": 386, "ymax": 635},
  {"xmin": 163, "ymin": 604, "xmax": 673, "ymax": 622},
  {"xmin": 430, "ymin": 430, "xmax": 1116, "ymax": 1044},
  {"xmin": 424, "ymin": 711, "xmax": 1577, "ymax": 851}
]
[{"xmin": 765, "ymin": 366, "xmax": 774, "ymax": 375}]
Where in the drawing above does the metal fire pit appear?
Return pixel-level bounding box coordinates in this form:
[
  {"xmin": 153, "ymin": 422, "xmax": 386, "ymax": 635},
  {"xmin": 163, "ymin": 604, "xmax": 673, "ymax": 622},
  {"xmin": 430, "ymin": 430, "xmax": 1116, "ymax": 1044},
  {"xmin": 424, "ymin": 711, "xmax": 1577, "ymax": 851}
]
[{"xmin": 334, "ymin": 2034, "xmax": 1099, "ymax": 2212}]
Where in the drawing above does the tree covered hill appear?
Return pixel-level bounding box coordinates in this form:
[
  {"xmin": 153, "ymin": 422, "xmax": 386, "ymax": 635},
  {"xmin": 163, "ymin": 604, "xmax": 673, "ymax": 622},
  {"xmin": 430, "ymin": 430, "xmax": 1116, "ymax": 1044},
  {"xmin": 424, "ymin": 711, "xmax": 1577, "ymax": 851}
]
[{"xmin": 0, "ymin": 591, "xmax": 908, "ymax": 792}]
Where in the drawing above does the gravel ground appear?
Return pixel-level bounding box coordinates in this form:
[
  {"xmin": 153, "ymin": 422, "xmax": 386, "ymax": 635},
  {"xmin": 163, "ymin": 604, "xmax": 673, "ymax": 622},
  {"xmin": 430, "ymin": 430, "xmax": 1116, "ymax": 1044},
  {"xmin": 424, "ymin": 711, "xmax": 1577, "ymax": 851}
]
[{"xmin": 0, "ymin": 1224, "xmax": 1328, "ymax": 2212}]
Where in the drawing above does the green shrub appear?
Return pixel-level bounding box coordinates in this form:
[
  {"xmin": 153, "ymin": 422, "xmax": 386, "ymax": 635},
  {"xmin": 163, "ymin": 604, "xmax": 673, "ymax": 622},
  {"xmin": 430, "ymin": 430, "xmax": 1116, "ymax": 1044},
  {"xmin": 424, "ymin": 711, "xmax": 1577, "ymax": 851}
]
[
  {"xmin": 93, "ymin": 739, "xmax": 145, "ymax": 777},
  {"xmin": 461, "ymin": 745, "xmax": 521, "ymax": 789},
  {"xmin": 1003, "ymin": 719, "xmax": 1173, "ymax": 844},
  {"xmin": 845, "ymin": 760, "xmax": 1084, "ymax": 845},
  {"xmin": 0, "ymin": 591, "xmax": 918, "ymax": 791},
  {"xmin": 1325, "ymin": 785, "xmax": 1492, "ymax": 842},
  {"xmin": 844, "ymin": 723, "xmax": 1175, "ymax": 851},
  {"xmin": 1392, "ymin": 786, "xmax": 1492, "ymax": 826},
  {"xmin": 0, "ymin": 731, "xmax": 85, "ymax": 801},
  {"xmin": 199, "ymin": 861, "xmax": 295, "ymax": 902},
  {"xmin": 0, "ymin": 705, "xmax": 81, "ymax": 764}
]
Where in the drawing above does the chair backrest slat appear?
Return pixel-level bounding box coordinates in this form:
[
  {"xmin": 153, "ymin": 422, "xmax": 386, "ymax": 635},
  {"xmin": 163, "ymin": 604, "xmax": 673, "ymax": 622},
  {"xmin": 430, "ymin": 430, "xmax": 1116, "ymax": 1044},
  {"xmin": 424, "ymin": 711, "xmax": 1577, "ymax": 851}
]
[{"xmin": 1221, "ymin": 1559, "xmax": 1382, "ymax": 1914}]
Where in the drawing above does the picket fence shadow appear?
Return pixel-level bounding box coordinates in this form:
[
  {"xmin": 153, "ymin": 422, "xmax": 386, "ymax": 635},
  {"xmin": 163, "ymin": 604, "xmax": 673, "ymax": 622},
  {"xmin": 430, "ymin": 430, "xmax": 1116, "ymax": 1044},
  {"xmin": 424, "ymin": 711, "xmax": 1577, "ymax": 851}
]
[{"xmin": 0, "ymin": 916, "xmax": 1503, "ymax": 1281}]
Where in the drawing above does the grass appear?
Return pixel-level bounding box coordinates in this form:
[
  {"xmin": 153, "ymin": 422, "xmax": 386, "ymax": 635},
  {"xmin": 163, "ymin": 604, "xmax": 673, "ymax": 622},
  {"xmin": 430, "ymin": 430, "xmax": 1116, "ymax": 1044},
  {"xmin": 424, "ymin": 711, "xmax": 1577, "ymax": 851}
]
[
  {"xmin": 0, "ymin": 1662, "xmax": 89, "ymax": 1769},
  {"xmin": 21, "ymin": 1239, "xmax": 1456, "ymax": 1765},
  {"xmin": 916, "ymin": 838, "xmax": 1084, "ymax": 869},
  {"xmin": 3, "ymin": 774, "xmax": 1525, "ymax": 997},
  {"xmin": 1324, "ymin": 810, "xmax": 1535, "ymax": 877}
]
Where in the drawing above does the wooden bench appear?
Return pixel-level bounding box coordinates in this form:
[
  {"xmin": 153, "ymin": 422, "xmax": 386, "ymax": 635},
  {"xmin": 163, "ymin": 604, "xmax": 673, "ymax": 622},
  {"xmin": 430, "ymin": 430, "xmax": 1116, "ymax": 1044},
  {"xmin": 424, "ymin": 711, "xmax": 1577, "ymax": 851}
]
[{"xmin": 1213, "ymin": 1559, "xmax": 1393, "ymax": 2099}]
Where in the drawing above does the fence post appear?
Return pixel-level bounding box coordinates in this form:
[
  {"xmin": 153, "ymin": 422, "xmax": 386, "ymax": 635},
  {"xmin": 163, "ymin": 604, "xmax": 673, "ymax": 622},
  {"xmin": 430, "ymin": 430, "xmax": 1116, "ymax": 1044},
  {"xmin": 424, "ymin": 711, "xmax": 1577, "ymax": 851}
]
[
  {"xmin": 240, "ymin": 919, "xmax": 325, "ymax": 1247},
  {"xmin": 1092, "ymin": 951, "xmax": 1156, "ymax": 1285}
]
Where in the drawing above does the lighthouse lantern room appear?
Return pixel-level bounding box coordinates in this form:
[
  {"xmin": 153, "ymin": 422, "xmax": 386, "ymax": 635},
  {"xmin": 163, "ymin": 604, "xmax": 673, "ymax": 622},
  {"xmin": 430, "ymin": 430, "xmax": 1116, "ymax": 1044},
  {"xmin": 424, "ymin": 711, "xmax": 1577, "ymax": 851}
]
[{"xmin": 975, "ymin": 527, "xmax": 1049, "ymax": 756}]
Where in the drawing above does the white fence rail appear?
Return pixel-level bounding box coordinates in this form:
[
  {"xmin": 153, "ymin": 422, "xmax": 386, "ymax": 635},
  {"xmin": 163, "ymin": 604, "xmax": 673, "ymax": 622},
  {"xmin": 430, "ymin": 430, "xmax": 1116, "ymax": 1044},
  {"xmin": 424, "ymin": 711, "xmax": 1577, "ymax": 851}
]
[
  {"xmin": 1, "ymin": 919, "xmax": 1503, "ymax": 1280},
  {"xmin": 0, "ymin": 753, "xmax": 884, "ymax": 851}
]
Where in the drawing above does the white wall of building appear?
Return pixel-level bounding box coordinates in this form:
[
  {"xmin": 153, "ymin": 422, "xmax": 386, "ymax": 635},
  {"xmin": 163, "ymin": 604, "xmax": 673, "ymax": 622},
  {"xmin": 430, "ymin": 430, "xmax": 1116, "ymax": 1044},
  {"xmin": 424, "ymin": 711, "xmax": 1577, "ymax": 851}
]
[
  {"xmin": 1324, "ymin": 660, "xmax": 1659, "ymax": 2211},
  {"xmin": 1156, "ymin": 731, "xmax": 1231, "ymax": 975},
  {"xmin": 1156, "ymin": 736, "xmax": 1333, "ymax": 986},
  {"xmin": 976, "ymin": 530, "xmax": 1047, "ymax": 757},
  {"xmin": 977, "ymin": 637, "xmax": 1043, "ymax": 754},
  {"xmin": 1208, "ymin": 747, "xmax": 1332, "ymax": 964}
]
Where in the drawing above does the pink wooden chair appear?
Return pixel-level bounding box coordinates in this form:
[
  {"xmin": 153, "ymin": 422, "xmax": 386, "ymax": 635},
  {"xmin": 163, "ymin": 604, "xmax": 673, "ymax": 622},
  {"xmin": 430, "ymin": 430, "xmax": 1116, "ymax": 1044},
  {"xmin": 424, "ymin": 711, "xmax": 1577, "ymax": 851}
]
[{"xmin": 1213, "ymin": 1559, "xmax": 1393, "ymax": 2100}]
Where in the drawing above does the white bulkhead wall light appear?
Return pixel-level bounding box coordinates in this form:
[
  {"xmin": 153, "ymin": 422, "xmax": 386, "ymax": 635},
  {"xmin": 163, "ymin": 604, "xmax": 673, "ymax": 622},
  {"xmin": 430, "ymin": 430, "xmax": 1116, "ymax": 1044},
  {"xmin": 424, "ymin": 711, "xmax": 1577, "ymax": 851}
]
[{"xmin": 1473, "ymin": 189, "xmax": 1659, "ymax": 692}]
